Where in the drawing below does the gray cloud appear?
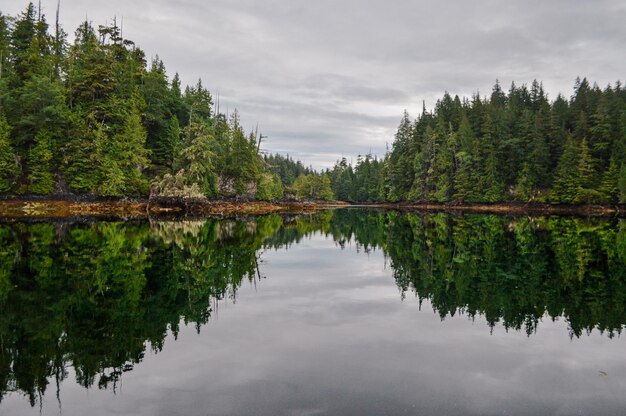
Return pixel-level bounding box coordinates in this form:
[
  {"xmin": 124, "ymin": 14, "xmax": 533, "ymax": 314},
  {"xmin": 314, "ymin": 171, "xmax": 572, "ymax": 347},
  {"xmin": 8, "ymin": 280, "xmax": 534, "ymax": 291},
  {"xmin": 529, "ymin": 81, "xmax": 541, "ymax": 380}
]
[{"xmin": 3, "ymin": 0, "xmax": 625, "ymax": 168}]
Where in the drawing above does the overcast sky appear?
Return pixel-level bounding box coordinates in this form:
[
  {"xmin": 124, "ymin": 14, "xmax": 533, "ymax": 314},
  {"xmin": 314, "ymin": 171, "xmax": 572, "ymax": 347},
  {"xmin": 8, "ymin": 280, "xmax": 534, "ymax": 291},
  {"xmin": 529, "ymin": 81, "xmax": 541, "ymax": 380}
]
[{"xmin": 3, "ymin": 0, "xmax": 626, "ymax": 168}]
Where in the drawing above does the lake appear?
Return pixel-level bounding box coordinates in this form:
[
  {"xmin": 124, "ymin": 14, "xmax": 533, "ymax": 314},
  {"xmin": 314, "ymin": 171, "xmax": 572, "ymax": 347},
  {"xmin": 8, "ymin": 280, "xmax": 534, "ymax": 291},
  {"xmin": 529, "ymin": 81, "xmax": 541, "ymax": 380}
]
[{"xmin": 1, "ymin": 209, "xmax": 625, "ymax": 415}]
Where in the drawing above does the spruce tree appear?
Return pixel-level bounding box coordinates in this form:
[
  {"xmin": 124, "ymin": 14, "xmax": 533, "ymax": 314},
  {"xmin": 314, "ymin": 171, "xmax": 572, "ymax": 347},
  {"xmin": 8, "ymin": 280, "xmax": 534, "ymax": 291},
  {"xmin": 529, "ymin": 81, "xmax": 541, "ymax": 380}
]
[
  {"xmin": 551, "ymin": 136, "xmax": 580, "ymax": 204},
  {"xmin": 599, "ymin": 157, "xmax": 619, "ymax": 203},
  {"xmin": 0, "ymin": 116, "xmax": 17, "ymax": 193},
  {"xmin": 618, "ymin": 164, "xmax": 626, "ymax": 203},
  {"xmin": 452, "ymin": 116, "xmax": 477, "ymax": 202},
  {"xmin": 387, "ymin": 111, "xmax": 413, "ymax": 201},
  {"xmin": 319, "ymin": 173, "xmax": 334, "ymax": 200},
  {"xmin": 63, "ymin": 114, "xmax": 100, "ymax": 193},
  {"xmin": 176, "ymin": 120, "xmax": 216, "ymax": 197},
  {"xmin": 575, "ymin": 138, "xmax": 599, "ymax": 203},
  {"xmin": 27, "ymin": 130, "xmax": 54, "ymax": 194}
]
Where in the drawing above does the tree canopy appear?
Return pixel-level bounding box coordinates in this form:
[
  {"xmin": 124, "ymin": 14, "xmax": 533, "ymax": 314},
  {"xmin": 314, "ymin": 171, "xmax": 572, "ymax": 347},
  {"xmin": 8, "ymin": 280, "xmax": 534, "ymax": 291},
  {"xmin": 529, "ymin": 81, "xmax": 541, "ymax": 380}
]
[{"xmin": 333, "ymin": 79, "xmax": 626, "ymax": 204}]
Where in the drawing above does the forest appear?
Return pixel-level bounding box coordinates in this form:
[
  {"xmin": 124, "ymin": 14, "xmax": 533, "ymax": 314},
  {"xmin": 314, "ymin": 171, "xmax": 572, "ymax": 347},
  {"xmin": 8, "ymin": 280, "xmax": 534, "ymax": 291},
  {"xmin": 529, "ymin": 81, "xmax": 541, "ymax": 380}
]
[
  {"xmin": 1, "ymin": 3, "xmax": 625, "ymax": 205},
  {"xmin": 328, "ymin": 79, "xmax": 626, "ymax": 204},
  {"xmin": 0, "ymin": 3, "xmax": 333, "ymax": 200}
]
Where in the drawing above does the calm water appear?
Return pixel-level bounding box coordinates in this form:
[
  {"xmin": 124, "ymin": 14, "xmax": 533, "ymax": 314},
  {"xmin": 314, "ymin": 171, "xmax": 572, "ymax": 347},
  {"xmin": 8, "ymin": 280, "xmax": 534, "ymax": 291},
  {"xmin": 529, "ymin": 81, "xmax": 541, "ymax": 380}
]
[{"xmin": 1, "ymin": 209, "xmax": 625, "ymax": 415}]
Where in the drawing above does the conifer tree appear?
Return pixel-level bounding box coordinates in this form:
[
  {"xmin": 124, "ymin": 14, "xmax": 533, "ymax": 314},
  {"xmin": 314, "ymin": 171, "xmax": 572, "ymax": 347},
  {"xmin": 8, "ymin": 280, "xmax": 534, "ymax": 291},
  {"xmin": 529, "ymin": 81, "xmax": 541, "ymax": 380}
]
[
  {"xmin": 452, "ymin": 116, "xmax": 477, "ymax": 202},
  {"xmin": 0, "ymin": 116, "xmax": 17, "ymax": 193},
  {"xmin": 319, "ymin": 173, "xmax": 334, "ymax": 200},
  {"xmin": 589, "ymin": 95, "xmax": 612, "ymax": 168},
  {"xmin": 618, "ymin": 164, "xmax": 626, "ymax": 203},
  {"xmin": 63, "ymin": 114, "xmax": 99, "ymax": 193},
  {"xmin": 575, "ymin": 138, "xmax": 599, "ymax": 203},
  {"xmin": 97, "ymin": 107, "xmax": 150, "ymax": 196},
  {"xmin": 432, "ymin": 128, "xmax": 455, "ymax": 202},
  {"xmin": 9, "ymin": 3, "xmax": 37, "ymax": 84},
  {"xmin": 551, "ymin": 136, "xmax": 580, "ymax": 204},
  {"xmin": 176, "ymin": 120, "xmax": 217, "ymax": 197},
  {"xmin": 599, "ymin": 157, "xmax": 619, "ymax": 203},
  {"xmin": 386, "ymin": 111, "xmax": 413, "ymax": 201},
  {"xmin": 27, "ymin": 130, "xmax": 54, "ymax": 194}
]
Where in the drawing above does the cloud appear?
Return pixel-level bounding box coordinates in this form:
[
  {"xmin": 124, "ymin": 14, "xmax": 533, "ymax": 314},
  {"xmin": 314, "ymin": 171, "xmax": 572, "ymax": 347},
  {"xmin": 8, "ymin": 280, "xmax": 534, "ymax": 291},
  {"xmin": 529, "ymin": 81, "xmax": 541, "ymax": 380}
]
[{"xmin": 4, "ymin": 0, "xmax": 626, "ymax": 168}]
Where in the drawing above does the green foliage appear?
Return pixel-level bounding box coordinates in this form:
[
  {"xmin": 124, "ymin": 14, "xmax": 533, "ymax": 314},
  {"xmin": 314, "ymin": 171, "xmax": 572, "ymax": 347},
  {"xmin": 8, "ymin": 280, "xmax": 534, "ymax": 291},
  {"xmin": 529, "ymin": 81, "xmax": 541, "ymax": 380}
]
[
  {"xmin": 0, "ymin": 5, "xmax": 279, "ymax": 199},
  {"xmin": 2, "ymin": 3, "xmax": 624, "ymax": 204},
  {"xmin": 27, "ymin": 130, "xmax": 54, "ymax": 194},
  {"xmin": 293, "ymin": 173, "xmax": 334, "ymax": 200},
  {"xmin": 175, "ymin": 121, "xmax": 217, "ymax": 197},
  {"xmin": 378, "ymin": 78, "xmax": 626, "ymax": 205},
  {"xmin": 256, "ymin": 172, "xmax": 284, "ymax": 200},
  {"xmin": 264, "ymin": 153, "xmax": 311, "ymax": 186},
  {"xmin": 63, "ymin": 114, "xmax": 100, "ymax": 192},
  {"xmin": 0, "ymin": 116, "xmax": 17, "ymax": 192},
  {"xmin": 98, "ymin": 106, "xmax": 150, "ymax": 196},
  {"xmin": 551, "ymin": 136, "xmax": 580, "ymax": 203},
  {"xmin": 215, "ymin": 111, "xmax": 263, "ymax": 196},
  {"xmin": 618, "ymin": 163, "xmax": 626, "ymax": 203}
]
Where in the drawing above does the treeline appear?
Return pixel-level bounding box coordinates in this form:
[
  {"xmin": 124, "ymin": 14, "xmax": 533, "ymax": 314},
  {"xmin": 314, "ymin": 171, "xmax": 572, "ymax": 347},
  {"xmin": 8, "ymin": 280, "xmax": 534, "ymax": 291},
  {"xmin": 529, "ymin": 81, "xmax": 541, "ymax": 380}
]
[
  {"xmin": 0, "ymin": 3, "xmax": 299, "ymax": 200},
  {"xmin": 329, "ymin": 79, "xmax": 626, "ymax": 204},
  {"xmin": 261, "ymin": 153, "xmax": 334, "ymax": 200}
]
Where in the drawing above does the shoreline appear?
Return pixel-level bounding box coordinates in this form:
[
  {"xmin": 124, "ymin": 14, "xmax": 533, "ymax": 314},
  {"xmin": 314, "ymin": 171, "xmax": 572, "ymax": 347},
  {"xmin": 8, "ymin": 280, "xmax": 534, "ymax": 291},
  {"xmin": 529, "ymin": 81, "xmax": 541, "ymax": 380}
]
[
  {"xmin": 0, "ymin": 198, "xmax": 623, "ymax": 220},
  {"xmin": 0, "ymin": 198, "xmax": 349, "ymax": 220},
  {"xmin": 349, "ymin": 201, "xmax": 626, "ymax": 218}
]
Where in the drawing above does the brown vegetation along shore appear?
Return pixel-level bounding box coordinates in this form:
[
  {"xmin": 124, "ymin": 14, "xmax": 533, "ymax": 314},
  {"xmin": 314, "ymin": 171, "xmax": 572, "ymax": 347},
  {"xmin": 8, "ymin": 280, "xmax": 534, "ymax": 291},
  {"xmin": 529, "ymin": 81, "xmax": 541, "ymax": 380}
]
[
  {"xmin": 0, "ymin": 198, "xmax": 349, "ymax": 220},
  {"xmin": 0, "ymin": 199, "xmax": 624, "ymax": 220}
]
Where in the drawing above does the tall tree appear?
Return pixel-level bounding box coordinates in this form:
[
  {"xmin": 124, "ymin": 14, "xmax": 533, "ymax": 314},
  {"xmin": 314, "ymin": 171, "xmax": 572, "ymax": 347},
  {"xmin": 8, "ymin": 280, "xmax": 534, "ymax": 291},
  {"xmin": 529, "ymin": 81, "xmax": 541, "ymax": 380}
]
[
  {"xmin": 0, "ymin": 115, "xmax": 17, "ymax": 192},
  {"xmin": 27, "ymin": 129, "xmax": 54, "ymax": 194}
]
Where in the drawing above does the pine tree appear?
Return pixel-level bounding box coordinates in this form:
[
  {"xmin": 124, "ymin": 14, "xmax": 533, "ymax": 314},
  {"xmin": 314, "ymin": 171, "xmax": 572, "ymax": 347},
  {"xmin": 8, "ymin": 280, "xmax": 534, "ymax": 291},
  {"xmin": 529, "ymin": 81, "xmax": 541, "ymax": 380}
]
[
  {"xmin": 575, "ymin": 138, "xmax": 599, "ymax": 203},
  {"xmin": 515, "ymin": 163, "xmax": 533, "ymax": 201},
  {"xmin": 176, "ymin": 120, "xmax": 216, "ymax": 197},
  {"xmin": 480, "ymin": 113, "xmax": 505, "ymax": 202},
  {"xmin": 432, "ymin": 128, "xmax": 455, "ymax": 202},
  {"xmin": 0, "ymin": 116, "xmax": 17, "ymax": 193},
  {"xmin": 618, "ymin": 163, "xmax": 626, "ymax": 203},
  {"xmin": 452, "ymin": 116, "xmax": 477, "ymax": 202},
  {"xmin": 63, "ymin": 114, "xmax": 100, "ymax": 193},
  {"xmin": 599, "ymin": 157, "xmax": 619, "ymax": 203},
  {"xmin": 97, "ymin": 107, "xmax": 150, "ymax": 196},
  {"xmin": 551, "ymin": 136, "xmax": 580, "ymax": 204},
  {"xmin": 387, "ymin": 111, "xmax": 413, "ymax": 201},
  {"xmin": 589, "ymin": 95, "xmax": 612, "ymax": 169},
  {"xmin": 27, "ymin": 130, "xmax": 54, "ymax": 194},
  {"xmin": 319, "ymin": 173, "xmax": 334, "ymax": 200},
  {"xmin": 9, "ymin": 3, "xmax": 37, "ymax": 84}
]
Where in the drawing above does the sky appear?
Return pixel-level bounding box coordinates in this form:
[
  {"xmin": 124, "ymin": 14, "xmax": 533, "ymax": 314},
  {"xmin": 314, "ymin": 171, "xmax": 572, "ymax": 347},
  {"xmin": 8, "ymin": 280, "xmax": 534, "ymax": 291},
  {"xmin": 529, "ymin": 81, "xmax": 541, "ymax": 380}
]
[{"xmin": 3, "ymin": 0, "xmax": 626, "ymax": 168}]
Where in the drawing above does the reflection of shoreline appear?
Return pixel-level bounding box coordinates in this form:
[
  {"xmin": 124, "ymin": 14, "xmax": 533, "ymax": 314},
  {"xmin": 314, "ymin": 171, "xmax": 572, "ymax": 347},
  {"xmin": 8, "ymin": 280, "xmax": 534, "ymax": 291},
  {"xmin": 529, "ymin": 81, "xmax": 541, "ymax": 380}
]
[
  {"xmin": 0, "ymin": 211, "xmax": 624, "ymax": 408},
  {"xmin": 1, "ymin": 199, "xmax": 624, "ymax": 220},
  {"xmin": 0, "ymin": 198, "xmax": 347, "ymax": 220},
  {"xmin": 347, "ymin": 202, "xmax": 626, "ymax": 218}
]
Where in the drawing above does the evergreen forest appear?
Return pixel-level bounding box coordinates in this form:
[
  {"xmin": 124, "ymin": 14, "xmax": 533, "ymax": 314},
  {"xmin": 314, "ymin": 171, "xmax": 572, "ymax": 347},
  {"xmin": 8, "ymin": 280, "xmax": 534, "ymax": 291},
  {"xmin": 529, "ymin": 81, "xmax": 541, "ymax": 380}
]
[
  {"xmin": 328, "ymin": 79, "xmax": 626, "ymax": 204},
  {"xmin": 1, "ymin": 3, "xmax": 625, "ymax": 204},
  {"xmin": 0, "ymin": 3, "xmax": 325, "ymax": 200}
]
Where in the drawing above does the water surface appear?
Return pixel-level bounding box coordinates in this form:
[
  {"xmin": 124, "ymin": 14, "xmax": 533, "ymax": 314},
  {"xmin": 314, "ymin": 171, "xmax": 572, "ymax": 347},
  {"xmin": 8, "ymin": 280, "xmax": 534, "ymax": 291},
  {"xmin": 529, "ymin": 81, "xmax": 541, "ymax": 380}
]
[{"xmin": 1, "ymin": 210, "xmax": 625, "ymax": 415}]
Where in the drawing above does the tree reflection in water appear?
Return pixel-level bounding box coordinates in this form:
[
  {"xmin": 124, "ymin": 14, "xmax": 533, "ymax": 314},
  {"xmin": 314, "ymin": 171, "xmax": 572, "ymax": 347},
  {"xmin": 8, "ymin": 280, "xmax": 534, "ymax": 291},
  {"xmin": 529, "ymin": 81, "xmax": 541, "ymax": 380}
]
[{"xmin": 0, "ymin": 210, "xmax": 624, "ymax": 406}]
